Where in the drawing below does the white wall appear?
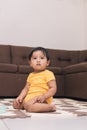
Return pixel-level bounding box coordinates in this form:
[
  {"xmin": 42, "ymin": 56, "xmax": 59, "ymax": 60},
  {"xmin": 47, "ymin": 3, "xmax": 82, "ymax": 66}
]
[
  {"xmin": 84, "ymin": 0, "xmax": 87, "ymax": 49},
  {"xmin": 0, "ymin": 0, "xmax": 86, "ymax": 50}
]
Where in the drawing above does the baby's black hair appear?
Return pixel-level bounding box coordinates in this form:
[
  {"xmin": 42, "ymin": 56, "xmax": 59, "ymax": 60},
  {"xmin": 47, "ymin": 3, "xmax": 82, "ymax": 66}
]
[{"xmin": 28, "ymin": 47, "xmax": 50, "ymax": 61}]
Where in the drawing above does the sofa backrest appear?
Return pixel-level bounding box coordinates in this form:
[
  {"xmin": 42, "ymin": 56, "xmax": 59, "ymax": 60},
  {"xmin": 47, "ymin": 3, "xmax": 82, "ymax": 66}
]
[
  {"xmin": 0, "ymin": 44, "xmax": 81, "ymax": 68},
  {"xmin": 48, "ymin": 49, "xmax": 80, "ymax": 67},
  {"xmin": 0, "ymin": 45, "xmax": 11, "ymax": 63},
  {"xmin": 10, "ymin": 45, "xmax": 33, "ymax": 65},
  {"xmin": 79, "ymin": 50, "xmax": 87, "ymax": 63}
]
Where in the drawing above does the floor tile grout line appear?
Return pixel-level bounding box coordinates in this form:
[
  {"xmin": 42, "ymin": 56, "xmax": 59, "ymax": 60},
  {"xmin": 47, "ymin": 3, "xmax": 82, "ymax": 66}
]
[{"xmin": 2, "ymin": 119, "xmax": 10, "ymax": 130}]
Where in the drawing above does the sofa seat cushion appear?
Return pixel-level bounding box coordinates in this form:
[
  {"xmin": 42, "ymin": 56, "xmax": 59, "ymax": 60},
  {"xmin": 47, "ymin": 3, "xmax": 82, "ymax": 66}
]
[
  {"xmin": 47, "ymin": 67, "xmax": 62, "ymax": 75},
  {"xmin": 18, "ymin": 65, "xmax": 33, "ymax": 74},
  {"xmin": 0, "ymin": 63, "xmax": 17, "ymax": 73},
  {"xmin": 63, "ymin": 62, "xmax": 87, "ymax": 74}
]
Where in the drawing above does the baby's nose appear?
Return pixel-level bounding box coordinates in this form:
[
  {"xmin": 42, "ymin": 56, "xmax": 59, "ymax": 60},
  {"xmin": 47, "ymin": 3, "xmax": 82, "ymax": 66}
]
[{"xmin": 37, "ymin": 58, "xmax": 40, "ymax": 61}]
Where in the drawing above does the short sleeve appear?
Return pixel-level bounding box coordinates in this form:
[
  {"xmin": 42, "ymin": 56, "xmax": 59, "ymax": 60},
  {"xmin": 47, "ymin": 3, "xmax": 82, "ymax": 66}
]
[{"xmin": 45, "ymin": 70, "xmax": 55, "ymax": 83}]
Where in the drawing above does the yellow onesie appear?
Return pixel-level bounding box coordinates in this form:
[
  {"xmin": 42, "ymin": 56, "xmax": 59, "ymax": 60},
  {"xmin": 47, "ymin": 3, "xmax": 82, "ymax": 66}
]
[{"xmin": 24, "ymin": 69, "xmax": 55, "ymax": 104}]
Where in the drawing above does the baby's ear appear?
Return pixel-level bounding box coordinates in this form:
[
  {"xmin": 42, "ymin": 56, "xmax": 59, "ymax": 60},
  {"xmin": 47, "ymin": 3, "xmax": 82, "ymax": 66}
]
[{"xmin": 47, "ymin": 60, "xmax": 50, "ymax": 66}]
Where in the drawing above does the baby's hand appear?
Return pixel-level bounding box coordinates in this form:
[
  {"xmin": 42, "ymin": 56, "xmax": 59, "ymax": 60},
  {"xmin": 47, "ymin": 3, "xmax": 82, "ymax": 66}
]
[
  {"xmin": 16, "ymin": 96, "xmax": 23, "ymax": 105},
  {"xmin": 37, "ymin": 95, "xmax": 46, "ymax": 103}
]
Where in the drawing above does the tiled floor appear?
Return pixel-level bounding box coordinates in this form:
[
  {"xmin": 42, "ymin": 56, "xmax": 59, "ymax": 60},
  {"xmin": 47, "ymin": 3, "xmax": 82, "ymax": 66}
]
[
  {"xmin": 0, "ymin": 120, "xmax": 8, "ymax": 130},
  {"xmin": 0, "ymin": 117, "xmax": 87, "ymax": 130}
]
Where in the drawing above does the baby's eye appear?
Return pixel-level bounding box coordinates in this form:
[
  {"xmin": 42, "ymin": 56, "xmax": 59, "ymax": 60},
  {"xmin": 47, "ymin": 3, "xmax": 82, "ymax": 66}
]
[
  {"xmin": 40, "ymin": 57, "xmax": 44, "ymax": 59},
  {"xmin": 33, "ymin": 57, "xmax": 37, "ymax": 59}
]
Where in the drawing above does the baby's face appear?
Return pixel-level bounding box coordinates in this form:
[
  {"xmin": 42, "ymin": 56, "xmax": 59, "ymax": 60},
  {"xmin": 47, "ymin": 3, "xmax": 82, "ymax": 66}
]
[{"xmin": 29, "ymin": 50, "xmax": 50, "ymax": 72}]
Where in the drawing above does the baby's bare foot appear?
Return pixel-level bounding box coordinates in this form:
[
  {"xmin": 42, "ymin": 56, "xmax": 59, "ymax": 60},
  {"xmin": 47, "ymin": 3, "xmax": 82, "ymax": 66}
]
[{"xmin": 50, "ymin": 104, "xmax": 56, "ymax": 112}]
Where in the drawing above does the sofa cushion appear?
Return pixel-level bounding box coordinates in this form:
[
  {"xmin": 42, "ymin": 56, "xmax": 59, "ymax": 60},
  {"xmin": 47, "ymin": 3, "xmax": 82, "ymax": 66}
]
[
  {"xmin": 48, "ymin": 49, "xmax": 79, "ymax": 67},
  {"xmin": 0, "ymin": 63, "xmax": 17, "ymax": 73},
  {"xmin": 79, "ymin": 50, "xmax": 87, "ymax": 62},
  {"xmin": 0, "ymin": 45, "xmax": 11, "ymax": 63},
  {"xmin": 57, "ymin": 50, "xmax": 80, "ymax": 67},
  {"xmin": 18, "ymin": 65, "xmax": 33, "ymax": 74},
  {"xmin": 63, "ymin": 62, "xmax": 87, "ymax": 74},
  {"xmin": 48, "ymin": 49, "xmax": 59, "ymax": 67},
  {"xmin": 11, "ymin": 45, "xmax": 32, "ymax": 65}
]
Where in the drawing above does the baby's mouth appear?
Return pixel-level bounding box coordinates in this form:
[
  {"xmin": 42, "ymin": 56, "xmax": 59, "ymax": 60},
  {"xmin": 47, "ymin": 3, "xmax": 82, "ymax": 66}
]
[{"xmin": 36, "ymin": 64, "xmax": 41, "ymax": 66}]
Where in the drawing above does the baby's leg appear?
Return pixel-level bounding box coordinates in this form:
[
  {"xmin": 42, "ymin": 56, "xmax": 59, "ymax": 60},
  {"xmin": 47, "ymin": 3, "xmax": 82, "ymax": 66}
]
[
  {"xmin": 13, "ymin": 100, "xmax": 24, "ymax": 109},
  {"xmin": 24, "ymin": 102, "xmax": 56, "ymax": 113}
]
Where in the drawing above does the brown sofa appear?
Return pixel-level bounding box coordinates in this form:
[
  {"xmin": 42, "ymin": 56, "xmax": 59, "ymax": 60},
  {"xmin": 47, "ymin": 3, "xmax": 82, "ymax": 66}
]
[{"xmin": 0, "ymin": 44, "xmax": 87, "ymax": 100}]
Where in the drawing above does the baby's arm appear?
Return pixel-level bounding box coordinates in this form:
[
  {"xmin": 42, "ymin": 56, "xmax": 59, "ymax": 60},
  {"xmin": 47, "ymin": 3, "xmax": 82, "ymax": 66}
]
[
  {"xmin": 15, "ymin": 82, "xmax": 29, "ymax": 104},
  {"xmin": 46, "ymin": 80, "xmax": 57, "ymax": 97},
  {"xmin": 37, "ymin": 80, "xmax": 57, "ymax": 103}
]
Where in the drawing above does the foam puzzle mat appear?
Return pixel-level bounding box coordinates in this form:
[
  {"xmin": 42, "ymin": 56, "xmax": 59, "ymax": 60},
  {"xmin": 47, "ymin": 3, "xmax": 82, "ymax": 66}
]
[{"xmin": 0, "ymin": 98, "xmax": 87, "ymax": 119}]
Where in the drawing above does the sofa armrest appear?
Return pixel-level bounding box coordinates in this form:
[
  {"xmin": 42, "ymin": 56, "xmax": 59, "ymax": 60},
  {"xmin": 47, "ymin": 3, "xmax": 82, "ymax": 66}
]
[{"xmin": 63, "ymin": 62, "xmax": 87, "ymax": 74}]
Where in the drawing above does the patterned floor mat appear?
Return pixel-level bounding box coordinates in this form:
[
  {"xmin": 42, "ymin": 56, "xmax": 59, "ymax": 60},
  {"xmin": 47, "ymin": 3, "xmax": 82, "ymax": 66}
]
[
  {"xmin": 0, "ymin": 99, "xmax": 31, "ymax": 119},
  {"xmin": 0, "ymin": 98, "xmax": 87, "ymax": 119},
  {"xmin": 54, "ymin": 98, "xmax": 87, "ymax": 117}
]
